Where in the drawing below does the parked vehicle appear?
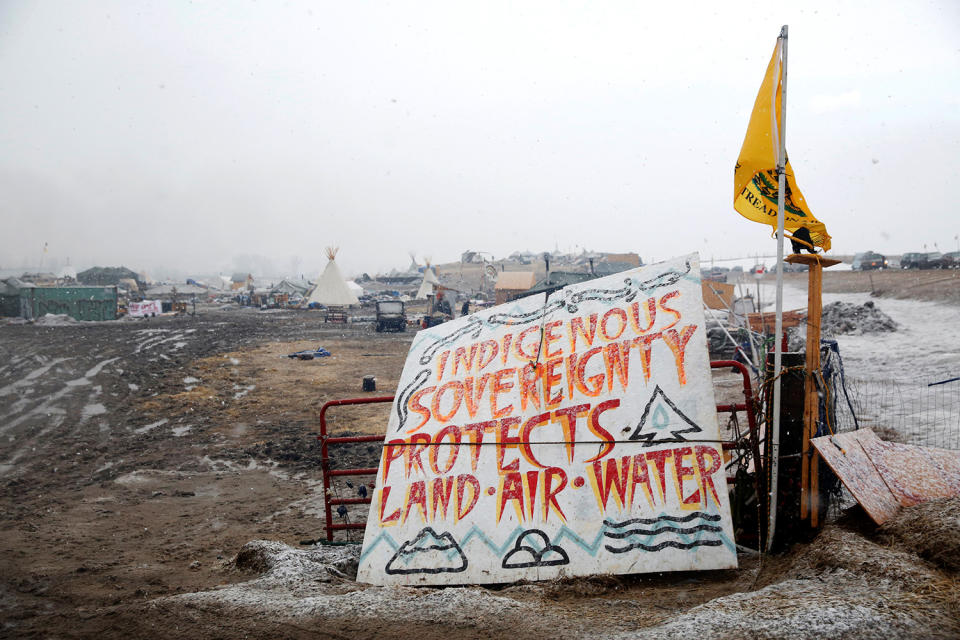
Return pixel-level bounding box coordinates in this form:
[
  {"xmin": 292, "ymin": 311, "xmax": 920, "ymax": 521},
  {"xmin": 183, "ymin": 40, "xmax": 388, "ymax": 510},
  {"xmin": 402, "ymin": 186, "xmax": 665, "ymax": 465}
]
[
  {"xmin": 851, "ymin": 251, "xmax": 887, "ymax": 271},
  {"xmin": 703, "ymin": 267, "xmax": 729, "ymax": 282},
  {"xmin": 900, "ymin": 252, "xmax": 927, "ymax": 269},
  {"xmin": 941, "ymin": 251, "xmax": 960, "ymax": 269},
  {"xmin": 902, "ymin": 252, "xmax": 944, "ymax": 269},
  {"xmin": 375, "ymin": 300, "xmax": 406, "ymax": 332},
  {"xmin": 903, "ymin": 252, "xmax": 944, "ymax": 269},
  {"xmin": 922, "ymin": 252, "xmax": 944, "ymax": 269}
]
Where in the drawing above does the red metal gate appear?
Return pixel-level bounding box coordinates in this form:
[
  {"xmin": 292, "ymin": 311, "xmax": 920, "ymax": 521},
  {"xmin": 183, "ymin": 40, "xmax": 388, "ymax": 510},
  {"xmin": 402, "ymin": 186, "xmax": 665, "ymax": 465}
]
[
  {"xmin": 318, "ymin": 396, "xmax": 394, "ymax": 541},
  {"xmin": 318, "ymin": 362, "xmax": 761, "ymax": 542}
]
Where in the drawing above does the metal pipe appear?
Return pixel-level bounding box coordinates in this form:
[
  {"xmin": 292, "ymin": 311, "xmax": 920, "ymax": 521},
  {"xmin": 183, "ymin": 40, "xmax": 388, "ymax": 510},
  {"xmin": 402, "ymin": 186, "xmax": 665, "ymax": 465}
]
[
  {"xmin": 769, "ymin": 24, "xmax": 789, "ymax": 552},
  {"xmin": 712, "ymin": 359, "xmax": 764, "ymax": 527}
]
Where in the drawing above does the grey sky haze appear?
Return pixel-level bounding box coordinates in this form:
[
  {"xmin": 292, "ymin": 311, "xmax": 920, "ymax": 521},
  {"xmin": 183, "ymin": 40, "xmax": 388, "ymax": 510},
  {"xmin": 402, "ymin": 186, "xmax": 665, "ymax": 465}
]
[{"xmin": 1, "ymin": 1, "xmax": 958, "ymax": 278}]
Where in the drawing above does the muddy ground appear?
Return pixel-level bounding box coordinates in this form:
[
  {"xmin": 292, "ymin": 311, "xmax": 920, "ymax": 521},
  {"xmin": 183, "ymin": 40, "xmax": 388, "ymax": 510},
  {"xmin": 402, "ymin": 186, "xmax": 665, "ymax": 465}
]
[{"xmin": 1, "ymin": 270, "xmax": 958, "ymax": 639}]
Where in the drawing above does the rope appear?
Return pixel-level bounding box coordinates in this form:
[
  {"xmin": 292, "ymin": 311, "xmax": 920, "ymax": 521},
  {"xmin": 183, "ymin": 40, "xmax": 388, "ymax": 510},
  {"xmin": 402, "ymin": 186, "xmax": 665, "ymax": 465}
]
[{"xmin": 377, "ymin": 437, "xmax": 744, "ymax": 447}]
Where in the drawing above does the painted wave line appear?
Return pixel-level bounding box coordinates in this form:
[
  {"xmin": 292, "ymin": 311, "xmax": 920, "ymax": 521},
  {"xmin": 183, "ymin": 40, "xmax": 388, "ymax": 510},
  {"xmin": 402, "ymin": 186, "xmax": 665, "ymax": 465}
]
[
  {"xmin": 606, "ymin": 538, "xmax": 723, "ymax": 554},
  {"xmin": 604, "ymin": 512, "xmax": 721, "ymax": 528},
  {"xmin": 603, "ymin": 523, "xmax": 723, "ymax": 539}
]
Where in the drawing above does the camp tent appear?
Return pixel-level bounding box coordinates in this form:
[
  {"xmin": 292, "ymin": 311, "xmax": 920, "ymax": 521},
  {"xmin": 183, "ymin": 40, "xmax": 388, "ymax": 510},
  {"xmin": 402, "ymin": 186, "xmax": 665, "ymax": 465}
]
[
  {"xmin": 272, "ymin": 278, "xmax": 311, "ymax": 296},
  {"xmin": 306, "ymin": 247, "xmax": 360, "ymax": 306}
]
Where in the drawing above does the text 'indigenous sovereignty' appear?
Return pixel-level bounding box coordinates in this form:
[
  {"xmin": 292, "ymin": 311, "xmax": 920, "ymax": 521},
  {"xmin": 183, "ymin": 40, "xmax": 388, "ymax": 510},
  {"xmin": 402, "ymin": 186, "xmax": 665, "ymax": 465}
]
[
  {"xmin": 733, "ymin": 33, "xmax": 831, "ymax": 251},
  {"xmin": 358, "ymin": 254, "xmax": 737, "ymax": 585}
]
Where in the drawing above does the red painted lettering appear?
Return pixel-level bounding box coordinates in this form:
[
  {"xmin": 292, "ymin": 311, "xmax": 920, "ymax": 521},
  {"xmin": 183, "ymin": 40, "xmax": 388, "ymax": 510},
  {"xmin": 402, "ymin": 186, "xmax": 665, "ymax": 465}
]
[
  {"xmin": 600, "ymin": 307, "xmax": 627, "ymax": 341},
  {"xmin": 585, "ymin": 399, "xmax": 620, "ymax": 462},
  {"xmin": 662, "ymin": 325, "xmax": 697, "ymax": 385},
  {"xmin": 568, "ymin": 313, "xmax": 598, "ymax": 352}
]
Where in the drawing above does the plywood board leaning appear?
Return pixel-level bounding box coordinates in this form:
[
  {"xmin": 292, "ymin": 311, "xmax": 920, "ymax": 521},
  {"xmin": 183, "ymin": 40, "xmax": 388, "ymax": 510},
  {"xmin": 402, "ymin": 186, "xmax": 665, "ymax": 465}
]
[
  {"xmin": 812, "ymin": 429, "xmax": 960, "ymax": 526},
  {"xmin": 810, "ymin": 430, "xmax": 900, "ymax": 525}
]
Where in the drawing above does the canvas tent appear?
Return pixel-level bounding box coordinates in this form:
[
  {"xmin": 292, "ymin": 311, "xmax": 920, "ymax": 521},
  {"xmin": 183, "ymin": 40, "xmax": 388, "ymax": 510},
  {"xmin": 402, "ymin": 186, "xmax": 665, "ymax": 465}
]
[
  {"xmin": 306, "ymin": 248, "xmax": 360, "ymax": 306},
  {"xmin": 272, "ymin": 278, "xmax": 311, "ymax": 296}
]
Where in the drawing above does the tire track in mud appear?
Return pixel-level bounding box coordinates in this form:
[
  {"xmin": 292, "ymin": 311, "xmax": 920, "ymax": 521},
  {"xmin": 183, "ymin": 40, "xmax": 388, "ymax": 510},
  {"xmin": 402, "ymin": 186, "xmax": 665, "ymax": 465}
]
[
  {"xmin": 0, "ymin": 313, "xmax": 371, "ymax": 483},
  {"xmin": 0, "ymin": 323, "xmax": 202, "ymax": 480},
  {"xmin": 0, "ymin": 349, "xmax": 127, "ymax": 476}
]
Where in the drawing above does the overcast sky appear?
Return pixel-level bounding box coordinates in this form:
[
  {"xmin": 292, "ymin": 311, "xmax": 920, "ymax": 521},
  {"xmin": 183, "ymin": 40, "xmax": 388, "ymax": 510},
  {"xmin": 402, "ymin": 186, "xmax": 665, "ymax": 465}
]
[{"xmin": 1, "ymin": 1, "xmax": 958, "ymax": 278}]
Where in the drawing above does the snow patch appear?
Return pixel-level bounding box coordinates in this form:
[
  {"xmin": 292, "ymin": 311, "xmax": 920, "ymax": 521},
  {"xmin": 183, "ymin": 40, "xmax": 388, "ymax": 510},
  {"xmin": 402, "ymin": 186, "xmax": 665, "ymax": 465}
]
[
  {"xmin": 135, "ymin": 418, "xmax": 169, "ymax": 434},
  {"xmin": 114, "ymin": 469, "xmax": 182, "ymax": 485},
  {"xmin": 0, "ymin": 357, "xmax": 71, "ymax": 396},
  {"xmin": 81, "ymin": 403, "xmax": 106, "ymax": 419},
  {"xmin": 618, "ymin": 575, "xmax": 925, "ymax": 638},
  {"xmin": 171, "ymin": 541, "xmax": 535, "ymax": 624},
  {"xmin": 233, "ymin": 384, "xmax": 255, "ymax": 399},
  {"xmin": 85, "ymin": 357, "xmax": 120, "ymax": 379},
  {"xmin": 34, "ymin": 314, "xmax": 77, "ymax": 326}
]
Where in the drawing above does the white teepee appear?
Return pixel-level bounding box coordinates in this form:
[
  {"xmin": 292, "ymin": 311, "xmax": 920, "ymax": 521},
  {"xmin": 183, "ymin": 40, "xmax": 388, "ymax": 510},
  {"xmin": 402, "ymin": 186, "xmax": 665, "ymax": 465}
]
[
  {"xmin": 306, "ymin": 247, "xmax": 360, "ymax": 306},
  {"xmin": 415, "ymin": 259, "xmax": 440, "ymax": 299}
]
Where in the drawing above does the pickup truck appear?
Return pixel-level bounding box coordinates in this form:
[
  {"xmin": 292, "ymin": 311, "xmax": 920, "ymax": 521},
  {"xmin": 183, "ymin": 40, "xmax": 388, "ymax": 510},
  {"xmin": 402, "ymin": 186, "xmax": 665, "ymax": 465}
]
[{"xmin": 375, "ymin": 300, "xmax": 406, "ymax": 332}]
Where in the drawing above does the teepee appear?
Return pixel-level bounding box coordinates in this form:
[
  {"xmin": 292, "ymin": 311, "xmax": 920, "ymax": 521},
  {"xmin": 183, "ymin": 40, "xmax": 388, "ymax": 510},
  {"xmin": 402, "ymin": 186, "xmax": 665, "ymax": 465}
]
[
  {"xmin": 306, "ymin": 247, "xmax": 360, "ymax": 306},
  {"xmin": 415, "ymin": 258, "xmax": 440, "ymax": 299},
  {"xmin": 406, "ymin": 252, "xmax": 420, "ymax": 275}
]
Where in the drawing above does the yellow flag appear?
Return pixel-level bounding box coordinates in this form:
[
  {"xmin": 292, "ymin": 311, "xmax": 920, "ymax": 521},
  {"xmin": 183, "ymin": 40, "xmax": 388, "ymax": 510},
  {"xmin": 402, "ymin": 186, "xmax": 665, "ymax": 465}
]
[{"xmin": 734, "ymin": 37, "xmax": 830, "ymax": 251}]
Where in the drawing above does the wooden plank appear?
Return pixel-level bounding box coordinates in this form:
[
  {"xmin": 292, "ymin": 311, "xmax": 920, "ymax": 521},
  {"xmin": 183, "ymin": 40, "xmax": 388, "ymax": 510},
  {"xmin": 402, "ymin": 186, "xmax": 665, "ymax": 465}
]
[
  {"xmin": 810, "ymin": 431, "xmax": 900, "ymax": 525},
  {"xmin": 701, "ymin": 281, "xmax": 735, "ymax": 310},
  {"xmin": 746, "ymin": 309, "xmax": 804, "ymax": 333},
  {"xmin": 857, "ymin": 431, "xmax": 960, "ymax": 507},
  {"xmin": 813, "ymin": 429, "xmax": 960, "ymax": 526},
  {"xmin": 923, "ymin": 447, "xmax": 960, "ymax": 493},
  {"xmin": 785, "ymin": 254, "xmax": 842, "ymax": 268}
]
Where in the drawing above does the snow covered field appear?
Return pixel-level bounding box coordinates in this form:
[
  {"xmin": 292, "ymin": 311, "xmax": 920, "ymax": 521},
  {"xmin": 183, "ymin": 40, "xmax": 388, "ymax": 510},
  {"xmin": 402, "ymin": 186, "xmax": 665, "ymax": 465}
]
[
  {"xmin": 778, "ymin": 282, "xmax": 959, "ymax": 385},
  {"xmin": 776, "ymin": 282, "xmax": 960, "ymax": 449}
]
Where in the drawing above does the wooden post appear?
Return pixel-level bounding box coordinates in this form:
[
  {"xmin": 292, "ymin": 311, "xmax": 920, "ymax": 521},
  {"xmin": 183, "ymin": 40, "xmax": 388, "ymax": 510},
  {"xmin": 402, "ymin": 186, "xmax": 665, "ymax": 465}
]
[{"xmin": 786, "ymin": 254, "xmax": 840, "ymax": 526}]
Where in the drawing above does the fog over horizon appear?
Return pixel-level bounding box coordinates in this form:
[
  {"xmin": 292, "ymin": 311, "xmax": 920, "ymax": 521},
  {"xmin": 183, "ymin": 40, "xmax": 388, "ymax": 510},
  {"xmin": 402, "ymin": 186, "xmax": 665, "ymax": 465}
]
[{"xmin": 2, "ymin": 1, "xmax": 958, "ymax": 280}]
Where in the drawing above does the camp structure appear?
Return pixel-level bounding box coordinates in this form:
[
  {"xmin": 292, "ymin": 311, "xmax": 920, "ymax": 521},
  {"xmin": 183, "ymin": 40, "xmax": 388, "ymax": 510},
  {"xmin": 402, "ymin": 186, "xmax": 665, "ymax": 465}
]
[
  {"xmin": 271, "ymin": 278, "xmax": 311, "ymax": 297},
  {"xmin": 78, "ymin": 265, "xmax": 141, "ymax": 289},
  {"xmin": 230, "ymin": 273, "xmax": 254, "ymax": 291},
  {"xmin": 305, "ymin": 247, "xmax": 360, "ymax": 307},
  {"xmin": 415, "ymin": 260, "xmax": 440, "ymax": 299},
  {"xmin": 493, "ymin": 271, "xmax": 536, "ymax": 304},
  {"xmin": 0, "ymin": 278, "xmax": 118, "ymax": 321}
]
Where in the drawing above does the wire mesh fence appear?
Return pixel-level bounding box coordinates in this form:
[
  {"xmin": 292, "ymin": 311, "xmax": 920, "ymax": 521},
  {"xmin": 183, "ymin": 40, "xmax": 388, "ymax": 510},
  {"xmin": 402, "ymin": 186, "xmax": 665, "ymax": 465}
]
[{"xmin": 831, "ymin": 377, "xmax": 960, "ymax": 450}]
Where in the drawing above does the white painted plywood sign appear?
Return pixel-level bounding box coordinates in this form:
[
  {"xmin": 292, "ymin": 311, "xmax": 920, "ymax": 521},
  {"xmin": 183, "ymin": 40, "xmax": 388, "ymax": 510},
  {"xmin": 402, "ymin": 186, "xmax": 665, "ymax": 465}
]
[{"xmin": 358, "ymin": 253, "xmax": 736, "ymax": 585}]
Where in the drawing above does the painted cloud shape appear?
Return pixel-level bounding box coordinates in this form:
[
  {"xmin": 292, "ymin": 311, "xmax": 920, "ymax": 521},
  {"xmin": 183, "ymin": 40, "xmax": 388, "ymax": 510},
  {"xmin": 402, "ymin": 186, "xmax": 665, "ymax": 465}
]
[{"xmin": 502, "ymin": 529, "xmax": 570, "ymax": 569}]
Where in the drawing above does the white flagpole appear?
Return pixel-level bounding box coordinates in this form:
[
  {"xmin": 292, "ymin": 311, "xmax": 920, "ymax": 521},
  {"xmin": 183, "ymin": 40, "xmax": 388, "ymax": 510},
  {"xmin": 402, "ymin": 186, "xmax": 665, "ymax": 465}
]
[{"xmin": 767, "ymin": 24, "xmax": 788, "ymax": 552}]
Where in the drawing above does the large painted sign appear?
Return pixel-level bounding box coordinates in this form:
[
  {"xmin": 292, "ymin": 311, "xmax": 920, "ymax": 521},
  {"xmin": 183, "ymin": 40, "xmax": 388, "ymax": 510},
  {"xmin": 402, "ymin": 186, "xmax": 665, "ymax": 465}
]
[{"xmin": 358, "ymin": 254, "xmax": 736, "ymax": 585}]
